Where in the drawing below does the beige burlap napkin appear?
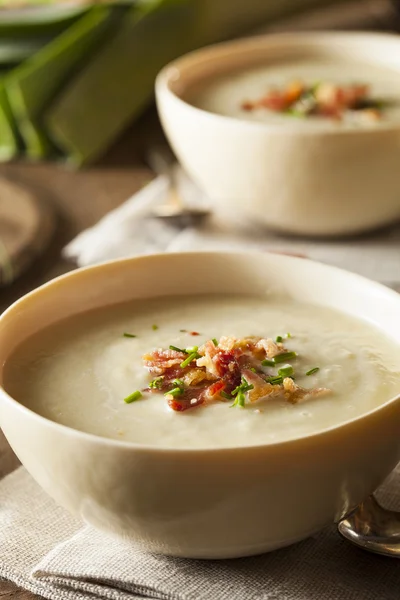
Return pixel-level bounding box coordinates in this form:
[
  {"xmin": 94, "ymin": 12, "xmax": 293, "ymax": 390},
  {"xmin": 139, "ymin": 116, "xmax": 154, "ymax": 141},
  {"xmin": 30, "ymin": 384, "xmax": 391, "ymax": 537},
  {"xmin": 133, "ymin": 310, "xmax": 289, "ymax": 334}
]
[
  {"xmin": 63, "ymin": 168, "xmax": 400, "ymax": 289},
  {"xmin": 1, "ymin": 465, "xmax": 399, "ymax": 600}
]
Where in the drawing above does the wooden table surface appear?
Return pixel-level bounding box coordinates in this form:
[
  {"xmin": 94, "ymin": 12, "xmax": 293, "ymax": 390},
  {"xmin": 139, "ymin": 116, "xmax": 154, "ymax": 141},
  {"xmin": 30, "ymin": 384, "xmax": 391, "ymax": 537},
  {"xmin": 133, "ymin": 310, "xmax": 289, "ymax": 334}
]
[{"xmin": 0, "ymin": 108, "xmax": 163, "ymax": 600}]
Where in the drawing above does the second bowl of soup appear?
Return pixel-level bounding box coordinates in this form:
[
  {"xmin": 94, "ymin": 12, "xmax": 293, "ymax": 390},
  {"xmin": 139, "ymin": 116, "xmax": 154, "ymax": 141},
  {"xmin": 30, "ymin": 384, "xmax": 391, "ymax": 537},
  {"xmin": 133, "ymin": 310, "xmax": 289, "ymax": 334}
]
[{"xmin": 156, "ymin": 32, "xmax": 400, "ymax": 236}]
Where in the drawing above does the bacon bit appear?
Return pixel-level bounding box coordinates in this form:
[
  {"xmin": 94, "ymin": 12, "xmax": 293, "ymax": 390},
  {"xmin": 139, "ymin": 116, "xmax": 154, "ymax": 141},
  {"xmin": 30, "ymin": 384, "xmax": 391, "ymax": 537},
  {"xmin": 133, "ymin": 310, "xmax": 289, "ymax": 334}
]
[
  {"xmin": 214, "ymin": 351, "xmax": 238, "ymax": 377},
  {"xmin": 198, "ymin": 339, "xmax": 220, "ymax": 359},
  {"xmin": 283, "ymin": 377, "xmax": 330, "ymax": 404},
  {"xmin": 167, "ymin": 384, "xmax": 210, "ymax": 411},
  {"xmin": 341, "ymin": 84, "xmax": 369, "ymax": 109},
  {"xmin": 283, "ymin": 80, "xmax": 304, "ymax": 105},
  {"xmin": 255, "ymin": 338, "xmax": 287, "ymax": 359},
  {"xmin": 314, "ymin": 82, "xmax": 339, "ymax": 108},
  {"xmin": 241, "ymin": 100, "xmax": 254, "ymax": 111},
  {"xmin": 242, "ymin": 369, "xmax": 278, "ymax": 402},
  {"xmin": 143, "ymin": 348, "xmax": 186, "ymax": 375},
  {"xmin": 183, "ymin": 368, "xmax": 211, "ymax": 386},
  {"xmin": 207, "ymin": 380, "xmax": 226, "ymax": 397},
  {"xmin": 167, "ymin": 398, "xmax": 185, "ymax": 411},
  {"xmin": 218, "ymin": 336, "xmax": 258, "ymax": 354},
  {"xmin": 190, "ymin": 331, "xmax": 200, "ymax": 336},
  {"xmin": 257, "ymin": 89, "xmax": 289, "ymax": 111}
]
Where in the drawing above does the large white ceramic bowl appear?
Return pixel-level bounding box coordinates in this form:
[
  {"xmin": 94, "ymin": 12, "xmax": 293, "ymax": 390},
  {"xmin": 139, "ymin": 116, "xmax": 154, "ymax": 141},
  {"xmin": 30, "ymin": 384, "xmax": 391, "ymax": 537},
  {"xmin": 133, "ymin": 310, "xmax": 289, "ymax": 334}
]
[
  {"xmin": 0, "ymin": 252, "xmax": 400, "ymax": 558},
  {"xmin": 156, "ymin": 32, "xmax": 400, "ymax": 236}
]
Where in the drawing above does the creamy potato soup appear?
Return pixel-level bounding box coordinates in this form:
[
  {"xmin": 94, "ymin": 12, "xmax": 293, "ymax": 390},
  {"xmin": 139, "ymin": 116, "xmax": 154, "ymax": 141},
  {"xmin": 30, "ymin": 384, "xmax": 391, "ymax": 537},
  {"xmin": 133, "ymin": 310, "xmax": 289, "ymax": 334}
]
[
  {"xmin": 188, "ymin": 56, "xmax": 400, "ymax": 128},
  {"xmin": 4, "ymin": 295, "xmax": 400, "ymax": 449}
]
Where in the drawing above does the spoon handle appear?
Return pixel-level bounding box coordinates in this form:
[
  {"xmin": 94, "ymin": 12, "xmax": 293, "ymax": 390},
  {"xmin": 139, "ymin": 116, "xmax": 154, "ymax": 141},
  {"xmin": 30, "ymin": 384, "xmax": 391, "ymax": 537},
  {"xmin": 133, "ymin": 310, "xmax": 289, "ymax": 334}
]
[
  {"xmin": 146, "ymin": 146, "xmax": 183, "ymax": 211},
  {"xmin": 338, "ymin": 495, "xmax": 400, "ymax": 558}
]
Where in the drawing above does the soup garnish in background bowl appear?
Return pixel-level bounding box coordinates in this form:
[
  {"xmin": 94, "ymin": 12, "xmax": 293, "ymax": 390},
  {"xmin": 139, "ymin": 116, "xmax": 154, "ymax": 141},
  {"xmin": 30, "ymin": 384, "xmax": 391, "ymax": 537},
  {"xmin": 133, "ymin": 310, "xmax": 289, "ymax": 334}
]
[
  {"xmin": 156, "ymin": 32, "xmax": 400, "ymax": 237},
  {"xmin": 0, "ymin": 252, "xmax": 399, "ymax": 558}
]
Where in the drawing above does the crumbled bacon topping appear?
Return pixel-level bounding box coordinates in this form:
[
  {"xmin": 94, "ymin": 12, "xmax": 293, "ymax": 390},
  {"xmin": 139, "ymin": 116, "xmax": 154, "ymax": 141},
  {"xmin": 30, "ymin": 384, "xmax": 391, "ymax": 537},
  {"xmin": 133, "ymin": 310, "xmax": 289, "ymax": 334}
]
[
  {"xmin": 141, "ymin": 336, "xmax": 330, "ymax": 412},
  {"xmin": 143, "ymin": 349, "xmax": 186, "ymax": 375},
  {"xmin": 282, "ymin": 377, "xmax": 330, "ymax": 404},
  {"xmin": 241, "ymin": 80, "xmax": 383, "ymax": 122}
]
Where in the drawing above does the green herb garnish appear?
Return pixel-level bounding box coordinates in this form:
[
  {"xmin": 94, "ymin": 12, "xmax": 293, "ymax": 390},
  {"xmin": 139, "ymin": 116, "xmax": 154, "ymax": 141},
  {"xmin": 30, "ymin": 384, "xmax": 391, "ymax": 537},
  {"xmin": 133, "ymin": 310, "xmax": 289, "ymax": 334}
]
[
  {"xmin": 152, "ymin": 324, "xmax": 159, "ymax": 331},
  {"xmin": 180, "ymin": 329, "xmax": 187, "ymax": 332},
  {"xmin": 185, "ymin": 345, "xmax": 198, "ymax": 354},
  {"xmin": 124, "ymin": 390, "xmax": 142, "ymax": 404},
  {"xmin": 165, "ymin": 387, "xmax": 184, "ymax": 397},
  {"xmin": 231, "ymin": 377, "xmax": 254, "ymax": 408},
  {"xmin": 306, "ymin": 367, "xmax": 320, "ymax": 376},
  {"xmin": 169, "ymin": 345, "xmax": 187, "ymax": 354},
  {"xmin": 286, "ymin": 332, "xmax": 292, "ymax": 338},
  {"xmin": 123, "ymin": 333, "xmax": 136, "ymax": 338},
  {"xmin": 266, "ymin": 376, "xmax": 283, "ymax": 385},
  {"xmin": 286, "ymin": 107, "xmax": 307, "ymax": 118},
  {"xmin": 164, "ymin": 378, "xmax": 185, "ymax": 397},
  {"xmin": 173, "ymin": 378, "xmax": 185, "ymax": 387},
  {"xmin": 221, "ymin": 391, "xmax": 231, "ymax": 399},
  {"xmin": 180, "ymin": 352, "xmax": 200, "ymax": 368},
  {"xmin": 212, "ymin": 338, "xmax": 218, "ymax": 346},
  {"xmin": 273, "ymin": 351, "xmax": 297, "ymax": 364},
  {"xmin": 261, "ymin": 358, "xmax": 275, "ymax": 367},
  {"xmin": 278, "ymin": 364, "xmax": 294, "ymax": 378},
  {"xmin": 149, "ymin": 376, "xmax": 164, "ymax": 389},
  {"xmin": 276, "ymin": 335, "xmax": 283, "ymax": 343}
]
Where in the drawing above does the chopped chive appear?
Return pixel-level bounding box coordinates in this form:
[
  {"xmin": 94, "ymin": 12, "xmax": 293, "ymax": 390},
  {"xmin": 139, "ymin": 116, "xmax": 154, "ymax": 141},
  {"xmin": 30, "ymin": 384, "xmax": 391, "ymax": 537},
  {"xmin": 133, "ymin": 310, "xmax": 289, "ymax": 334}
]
[
  {"xmin": 180, "ymin": 352, "xmax": 200, "ymax": 368},
  {"xmin": 286, "ymin": 108, "xmax": 306, "ymax": 118},
  {"xmin": 261, "ymin": 358, "xmax": 275, "ymax": 367},
  {"xmin": 221, "ymin": 391, "xmax": 231, "ymax": 399},
  {"xmin": 286, "ymin": 332, "xmax": 292, "ymax": 338},
  {"xmin": 266, "ymin": 376, "xmax": 283, "ymax": 385},
  {"xmin": 185, "ymin": 345, "xmax": 198, "ymax": 354},
  {"xmin": 278, "ymin": 364, "xmax": 294, "ymax": 378},
  {"xmin": 169, "ymin": 345, "xmax": 187, "ymax": 353},
  {"xmin": 180, "ymin": 329, "xmax": 187, "ymax": 332},
  {"xmin": 124, "ymin": 390, "xmax": 142, "ymax": 404},
  {"xmin": 276, "ymin": 335, "xmax": 283, "ymax": 343},
  {"xmin": 231, "ymin": 377, "xmax": 254, "ymax": 408},
  {"xmin": 212, "ymin": 338, "xmax": 218, "ymax": 346},
  {"xmin": 123, "ymin": 332, "xmax": 136, "ymax": 338},
  {"xmin": 152, "ymin": 324, "xmax": 158, "ymax": 331},
  {"xmin": 172, "ymin": 378, "xmax": 185, "ymax": 387},
  {"xmin": 149, "ymin": 376, "xmax": 164, "ymax": 389},
  {"xmin": 249, "ymin": 367, "xmax": 257, "ymax": 373},
  {"xmin": 165, "ymin": 387, "xmax": 184, "ymax": 397},
  {"xmin": 273, "ymin": 351, "xmax": 297, "ymax": 364},
  {"xmin": 231, "ymin": 390, "xmax": 246, "ymax": 408},
  {"xmin": 242, "ymin": 378, "xmax": 254, "ymax": 391},
  {"xmin": 306, "ymin": 367, "xmax": 320, "ymax": 376}
]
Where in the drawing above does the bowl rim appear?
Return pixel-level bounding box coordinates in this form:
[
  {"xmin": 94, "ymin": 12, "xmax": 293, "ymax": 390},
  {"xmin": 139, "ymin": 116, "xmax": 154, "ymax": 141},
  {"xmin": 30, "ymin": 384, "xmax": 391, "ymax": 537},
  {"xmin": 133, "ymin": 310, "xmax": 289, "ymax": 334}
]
[
  {"xmin": 1, "ymin": 250, "xmax": 400, "ymax": 454},
  {"xmin": 156, "ymin": 30, "xmax": 400, "ymax": 137}
]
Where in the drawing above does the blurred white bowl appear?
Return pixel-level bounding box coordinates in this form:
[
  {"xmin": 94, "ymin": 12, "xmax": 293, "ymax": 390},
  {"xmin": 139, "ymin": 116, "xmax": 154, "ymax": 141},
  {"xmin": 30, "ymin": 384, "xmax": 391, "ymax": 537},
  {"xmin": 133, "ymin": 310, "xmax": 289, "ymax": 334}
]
[{"xmin": 156, "ymin": 32, "xmax": 400, "ymax": 236}]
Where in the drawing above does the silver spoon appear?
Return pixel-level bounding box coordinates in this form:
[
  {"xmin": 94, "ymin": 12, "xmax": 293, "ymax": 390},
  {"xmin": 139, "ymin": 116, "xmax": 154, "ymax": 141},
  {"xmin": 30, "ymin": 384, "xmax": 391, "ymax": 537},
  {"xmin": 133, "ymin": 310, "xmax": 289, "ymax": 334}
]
[
  {"xmin": 146, "ymin": 147, "xmax": 209, "ymax": 228},
  {"xmin": 338, "ymin": 495, "xmax": 400, "ymax": 557}
]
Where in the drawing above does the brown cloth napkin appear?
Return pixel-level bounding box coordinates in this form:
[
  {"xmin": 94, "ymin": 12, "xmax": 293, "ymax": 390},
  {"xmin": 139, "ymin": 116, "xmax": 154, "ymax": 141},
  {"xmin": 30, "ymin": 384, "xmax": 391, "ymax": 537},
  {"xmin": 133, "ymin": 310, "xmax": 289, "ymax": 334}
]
[{"xmin": 1, "ymin": 466, "xmax": 399, "ymax": 600}]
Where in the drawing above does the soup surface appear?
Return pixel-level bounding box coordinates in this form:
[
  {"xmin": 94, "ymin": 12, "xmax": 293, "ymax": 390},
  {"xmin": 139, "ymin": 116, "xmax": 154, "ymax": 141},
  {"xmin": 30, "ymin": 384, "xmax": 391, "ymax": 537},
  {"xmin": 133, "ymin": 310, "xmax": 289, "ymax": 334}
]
[
  {"xmin": 188, "ymin": 56, "xmax": 400, "ymax": 128},
  {"xmin": 4, "ymin": 294, "xmax": 400, "ymax": 448}
]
